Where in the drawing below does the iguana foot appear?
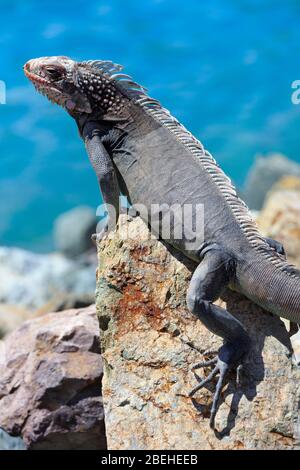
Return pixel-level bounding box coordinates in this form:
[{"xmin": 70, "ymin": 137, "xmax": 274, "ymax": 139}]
[
  {"xmin": 186, "ymin": 248, "xmax": 251, "ymax": 429},
  {"xmin": 190, "ymin": 349, "xmax": 218, "ymax": 370},
  {"xmin": 189, "ymin": 357, "xmax": 228, "ymax": 429},
  {"xmin": 189, "ymin": 342, "xmax": 249, "ymax": 429},
  {"xmin": 191, "ymin": 357, "xmax": 217, "ymax": 370}
]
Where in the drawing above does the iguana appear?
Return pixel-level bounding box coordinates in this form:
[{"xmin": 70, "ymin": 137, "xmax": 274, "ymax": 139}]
[{"xmin": 24, "ymin": 56, "xmax": 300, "ymax": 428}]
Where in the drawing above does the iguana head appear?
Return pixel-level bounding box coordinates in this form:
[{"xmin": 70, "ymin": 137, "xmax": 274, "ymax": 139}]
[
  {"xmin": 24, "ymin": 56, "xmax": 94, "ymax": 114},
  {"xmin": 24, "ymin": 56, "xmax": 133, "ymax": 118}
]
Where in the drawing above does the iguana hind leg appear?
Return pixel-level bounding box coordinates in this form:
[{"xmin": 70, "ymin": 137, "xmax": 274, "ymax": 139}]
[{"xmin": 186, "ymin": 247, "xmax": 251, "ymax": 429}]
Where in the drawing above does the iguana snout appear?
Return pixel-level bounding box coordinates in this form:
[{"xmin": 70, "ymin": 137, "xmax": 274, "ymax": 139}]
[{"xmin": 24, "ymin": 56, "xmax": 92, "ymax": 113}]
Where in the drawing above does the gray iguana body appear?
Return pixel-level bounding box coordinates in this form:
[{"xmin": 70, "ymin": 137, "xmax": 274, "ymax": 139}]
[{"xmin": 24, "ymin": 56, "xmax": 300, "ymax": 428}]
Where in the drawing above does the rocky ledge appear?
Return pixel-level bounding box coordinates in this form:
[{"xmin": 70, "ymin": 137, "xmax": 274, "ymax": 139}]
[
  {"xmin": 96, "ymin": 215, "xmax": 300, "ymax": 450},
  {"xmin": 0, "ymin": 305, "xmax": 106, "ymax": 450}
]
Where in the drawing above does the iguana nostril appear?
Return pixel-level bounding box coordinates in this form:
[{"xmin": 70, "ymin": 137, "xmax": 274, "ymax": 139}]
[{"xmin": 24, "ymin": 61, "xmax": 33, "ymax": 72}]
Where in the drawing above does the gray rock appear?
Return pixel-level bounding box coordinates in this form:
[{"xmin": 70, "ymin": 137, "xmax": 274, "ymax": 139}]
[
  {"xmin": 0, "ymin": 246, "xmax": 96, "ymax": 319},
  {"xmin": 244, "ymin": 153, "xmax": 300, "ymax": 210},
  {"xmin": 54, "ymin": 206, "xmax": 97, "ymax": 258},
  {"xmin": 291, "ymin": 330, "xmax": 300, "ymax": 366},
  {"xmin": 0, "ymin": 305, "xmax": 106, "ymax": 450}
]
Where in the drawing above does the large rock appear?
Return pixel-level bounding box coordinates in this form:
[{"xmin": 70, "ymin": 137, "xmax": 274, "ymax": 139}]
[
  {"xmin": 0, "ymin": 305, "xmax": 106, "ymax": 450},
  {"xmin": 257, "ymin": 176, "xmax": 300, "ymax": 268},
  {"xmin": 244, "ymin": 153, "xmax": 300, "ymax": 210},
  {"xmin": 0, "ymin": 246, "xmax": 96, "ymax": 330},
  {"xmin": 54, "ymin": 206, "xmax": 97, "ymax": 258},
  {"xmin": 96, "ymin": 215, "xmax": 300, "ymax": 450}
]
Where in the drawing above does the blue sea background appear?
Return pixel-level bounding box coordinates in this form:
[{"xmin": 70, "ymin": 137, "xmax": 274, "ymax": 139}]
[{"xmin": 0, "ymin": 0, "xmax": 299, "ymax": 251}]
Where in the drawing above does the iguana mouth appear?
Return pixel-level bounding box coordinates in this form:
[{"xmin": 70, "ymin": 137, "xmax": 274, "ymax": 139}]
[
  {"xmin": 24, "ymin": 63, "xmax": 52, "ymax": 87},
  {"xmin": 23, "ymin": 62, "xmax": 58, "ymax": 91},
  {"xmin": 24, "ymin": 61, "xmax": 64, "ymax": 104}
]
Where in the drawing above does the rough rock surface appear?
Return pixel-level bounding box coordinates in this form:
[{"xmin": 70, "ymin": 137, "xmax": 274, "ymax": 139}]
[
  {"xmin": 0, "ymin": 246, "xmax": 96, "ymax": 324},
  {"xmin": 54, "ymin": 206, "xmax": 97, "ymax": 258},
  {"xmin": 257, "ymin": 176, "xmax": 300, "ymax": 268},
  {"xmin": 244, "ymin": 153, "xmax": 300, "ymax": 210},
  {"xmin": 96, "ymin": 215, "xmax": 300, "ymax": 450},
  {"xmin": 0, "ymin": 305, "xmax": 106, "ymax": 450}
]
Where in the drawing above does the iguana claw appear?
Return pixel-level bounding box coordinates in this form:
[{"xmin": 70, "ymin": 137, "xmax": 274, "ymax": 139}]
[
  {"xmin": 189, "ymin": 342, "xmax": 248, "ymax": 429},
  {"xmin": 191, "ymin": 357, "xmax": 217, "ymax": 370},
  {"xmin": 189, "ymin": 356, "xmax": 229, "ymax": 429}
]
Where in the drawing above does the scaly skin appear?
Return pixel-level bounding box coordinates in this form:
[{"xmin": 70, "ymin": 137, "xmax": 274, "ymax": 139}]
[{"xmin": 24, "ymin": 56, "xmax": 300, "ymax": 429}]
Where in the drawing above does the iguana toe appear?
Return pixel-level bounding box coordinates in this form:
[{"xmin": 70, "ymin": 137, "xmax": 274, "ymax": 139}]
[
  {"xmin": 189, "ymin": 342, "xmax": 249, "ymax": 429},
  {"xmin": 191, "ymin": 357, "xmax": 218, "ymax": 370},
  {"xmin": 189, "ymin": 356, "xmax": 229, "ymax": 429}
]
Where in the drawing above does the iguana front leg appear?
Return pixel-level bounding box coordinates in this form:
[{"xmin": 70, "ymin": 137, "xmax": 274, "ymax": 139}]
[
  {"xmin": 264, "ymin": 237, "xmax": 286, "ymax": 257},
  {"xmin": 186, "ymin": 247, "xmax": 251, "ymax": 429},
  {"xmin": 83, "ymin": 122, "xmax": 120, "ymax": 241}
]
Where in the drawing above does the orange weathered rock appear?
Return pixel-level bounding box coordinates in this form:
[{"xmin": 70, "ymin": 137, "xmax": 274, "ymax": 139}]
[
  {"xmin": 96, "ymin": 215, "xmax": 300, "ymax": 450},
  {"xmin": 257, "ymin": 176, "xmax": 300, "ymax": 268}
]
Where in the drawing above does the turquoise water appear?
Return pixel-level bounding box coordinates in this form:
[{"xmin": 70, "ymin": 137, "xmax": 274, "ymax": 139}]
[{"xmin": 0, "ymin": 0, "xmax": 300, "ymax": 251}]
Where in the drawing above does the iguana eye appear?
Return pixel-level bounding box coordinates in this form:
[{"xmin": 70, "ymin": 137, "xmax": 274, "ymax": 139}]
[{"xmin": 44, "ymin": 66, "xmax": 63, "ymax": 80}]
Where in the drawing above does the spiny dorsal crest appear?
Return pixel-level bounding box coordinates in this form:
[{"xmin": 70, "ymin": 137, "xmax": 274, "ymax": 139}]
[
  {"xmin": 83, "ymin": 60, "xmax": 148, "ymax": 94},
  {"xmin": 77, "ymin": 60, "xmax": 149, "ymax": 115},
  {"xmin": 78, "ymin": 60, "xmax": 299, "ymax": 277}
]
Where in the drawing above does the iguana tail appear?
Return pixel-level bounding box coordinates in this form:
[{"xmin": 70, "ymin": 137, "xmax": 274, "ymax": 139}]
[{"xmin": 237, "ymin": 248, "xmax": 300, "ymax": 323}]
